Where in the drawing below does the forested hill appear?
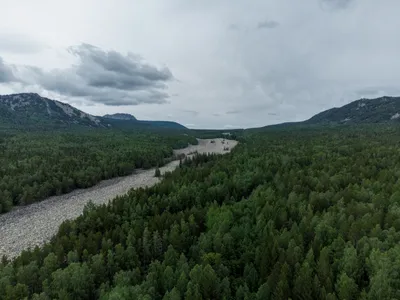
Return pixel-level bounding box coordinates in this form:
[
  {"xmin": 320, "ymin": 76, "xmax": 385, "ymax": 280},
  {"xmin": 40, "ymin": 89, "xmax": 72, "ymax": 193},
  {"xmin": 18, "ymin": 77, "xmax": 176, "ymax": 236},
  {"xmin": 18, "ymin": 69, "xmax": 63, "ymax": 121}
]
[
  {"xmin": 103, "ymin": 113, "xmax": 137, "ymax": 121},
  {"xmin": 102, "ymin": 118, "xmax": 187, "ymax": 130},
  {"xmin": 2, "ymin": 125, "xmax": 400, "ymax": 299},
  {"xmin": 0, "ymin": 93, "xmax": 104, "ymax": 129},
  {"xmin": 101, "ymin": 112, "xmax": 186, "ymax": 130},
  {"xmin": 0, "ymin": 93, "xmax": 187, "ymax": 130},
  {"xmin": 305, "ymin": 96, "xmax": 400, "ymax": 124}
]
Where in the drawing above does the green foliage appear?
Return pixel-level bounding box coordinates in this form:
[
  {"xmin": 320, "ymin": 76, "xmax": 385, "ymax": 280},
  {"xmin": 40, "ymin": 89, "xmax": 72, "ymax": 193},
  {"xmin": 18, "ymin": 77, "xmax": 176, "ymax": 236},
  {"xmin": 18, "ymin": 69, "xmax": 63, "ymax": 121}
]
[
  {"xmin": 2, "ymin": 125, "xmax": 400, "ymax": 299},
  {"xmin": 0, "ymin": 129, "xmax": 196, "ymax": 213},
  {"xmin": 49, "ymin": 262, "xmax": 94, "ymax": 299}
]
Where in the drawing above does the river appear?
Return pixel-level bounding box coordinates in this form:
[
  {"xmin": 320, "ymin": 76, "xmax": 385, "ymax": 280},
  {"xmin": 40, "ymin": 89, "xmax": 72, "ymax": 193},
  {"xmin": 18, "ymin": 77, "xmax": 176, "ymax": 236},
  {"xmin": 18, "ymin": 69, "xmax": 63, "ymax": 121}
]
[{"xmin": 0, "ymin": 138, "xmax": 237, "ymax": 259}]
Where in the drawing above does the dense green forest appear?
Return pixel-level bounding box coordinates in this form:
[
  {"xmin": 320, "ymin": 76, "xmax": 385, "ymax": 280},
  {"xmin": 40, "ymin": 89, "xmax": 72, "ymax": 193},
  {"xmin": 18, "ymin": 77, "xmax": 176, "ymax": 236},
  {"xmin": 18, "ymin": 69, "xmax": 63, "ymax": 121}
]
[
  {"xmin": 0, "ymin": 129, "xmax": 197, "ymax": 213},
  {"xmin": 2, "ymin": 125, "xmax": 400, "ymax": 299}
]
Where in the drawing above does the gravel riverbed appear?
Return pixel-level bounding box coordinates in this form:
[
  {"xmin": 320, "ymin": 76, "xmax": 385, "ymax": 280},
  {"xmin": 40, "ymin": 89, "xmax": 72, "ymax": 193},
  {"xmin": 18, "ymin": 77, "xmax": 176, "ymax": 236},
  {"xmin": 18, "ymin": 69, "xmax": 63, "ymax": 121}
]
[{"xmin": 0, "ymin": 138, "xmax": 237, "ymax": 259}]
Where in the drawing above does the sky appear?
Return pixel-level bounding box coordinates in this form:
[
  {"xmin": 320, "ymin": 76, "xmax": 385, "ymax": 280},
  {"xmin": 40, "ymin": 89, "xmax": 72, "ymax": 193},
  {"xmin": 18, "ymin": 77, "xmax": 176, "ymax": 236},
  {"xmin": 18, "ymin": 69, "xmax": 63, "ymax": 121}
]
[{"xmin": 1, "ymin": 0, "xmax": 400, "ymax": 129}]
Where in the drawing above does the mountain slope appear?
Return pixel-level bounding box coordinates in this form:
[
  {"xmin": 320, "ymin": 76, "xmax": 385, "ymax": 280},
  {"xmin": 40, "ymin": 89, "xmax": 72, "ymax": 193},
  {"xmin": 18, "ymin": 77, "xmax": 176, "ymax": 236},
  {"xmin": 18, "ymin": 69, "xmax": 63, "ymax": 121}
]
[
  {"xmin": 101, "ymin": 118, "xmax": 187, "ymax": 130},
  {"xmin": 102, "ymin": 113, "xmax": 187, "ymax": 130},
  {"xmin": 305, "ymin": 96, "xmax": 400, "ymax": 124},
  {"xmin": 103, "ymin": 113, "xmax": 137, "ymax": 121},
  {"xmin": 135, "ymin": 120, "xmax": 187, "ymax": 129},
  {"xmin": 0, "ymin": 93, "xmax": 104, "ymax": 129},
  {"xmin": 0, "ymin": 93, "xmax": 187, "ymax": 130}
]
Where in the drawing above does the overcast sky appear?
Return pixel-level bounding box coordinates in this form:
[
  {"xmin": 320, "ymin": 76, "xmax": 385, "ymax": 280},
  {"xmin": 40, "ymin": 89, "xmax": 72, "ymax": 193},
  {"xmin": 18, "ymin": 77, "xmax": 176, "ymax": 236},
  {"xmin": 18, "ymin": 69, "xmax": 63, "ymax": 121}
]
[{"xmin": 1, "ymin": 0, "xmax": 400, "ymax": 129}]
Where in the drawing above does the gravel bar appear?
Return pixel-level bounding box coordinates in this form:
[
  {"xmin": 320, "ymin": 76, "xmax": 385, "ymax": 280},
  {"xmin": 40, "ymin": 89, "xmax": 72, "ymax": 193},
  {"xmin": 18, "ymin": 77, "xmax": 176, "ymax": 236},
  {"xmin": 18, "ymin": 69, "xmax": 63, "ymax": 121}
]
[{"xmin": 0, "ymin": 138, "xmax": 237, "ymax": 259}]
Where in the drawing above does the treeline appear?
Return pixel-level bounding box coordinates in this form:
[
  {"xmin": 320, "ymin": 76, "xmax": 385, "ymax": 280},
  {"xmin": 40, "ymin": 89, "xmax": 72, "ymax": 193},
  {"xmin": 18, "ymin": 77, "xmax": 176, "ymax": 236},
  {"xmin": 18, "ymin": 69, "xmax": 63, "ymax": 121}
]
[
  {"xmin": 191, "ymin": 129, "xmax": 242, "ymax": 140},
  {"xmin": 0, "ymin": 130, "xmax": 197, "ymax": 213},
  {"xmin": 1, "ymin": 126, "xmax": 400, "ymax": 299}
]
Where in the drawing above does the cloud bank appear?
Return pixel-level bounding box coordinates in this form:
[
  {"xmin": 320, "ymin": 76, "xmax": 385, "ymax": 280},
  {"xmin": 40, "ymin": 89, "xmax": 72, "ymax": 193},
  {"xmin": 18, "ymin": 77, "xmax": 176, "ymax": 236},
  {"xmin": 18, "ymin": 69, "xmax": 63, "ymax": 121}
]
[
  {"xmin": 0, "ymin": 58, "xmax": 16, "ymax": 83},
  {"xmin": 1, "ymin": 43, "xmax": 173, "ymax": 105},
  {"xmin": 1, "ymin": 0, "xmax": 400, "ymax": 129},
  {"xmin": 0, "ymin": 32, "xmax": 46, "ymax": 54},
  {"xmin": 320, "ymin": 0, "xmax": 355, "ymax": 10},
  {"xmin": 257, "ymin": 20, "xmax": 279, "ymax": 29}
]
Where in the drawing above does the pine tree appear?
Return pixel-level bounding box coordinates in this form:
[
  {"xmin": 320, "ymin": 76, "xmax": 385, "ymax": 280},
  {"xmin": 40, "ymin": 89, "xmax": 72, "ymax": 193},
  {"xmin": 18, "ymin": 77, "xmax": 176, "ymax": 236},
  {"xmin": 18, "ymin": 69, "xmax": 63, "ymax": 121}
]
[
  {"xmin": 185, "ymin": 282, "xmax": 202, "ymax": 300},
  {"xmin": 335, "ymin": 272, "xmax": 358, "ymax": 300}
]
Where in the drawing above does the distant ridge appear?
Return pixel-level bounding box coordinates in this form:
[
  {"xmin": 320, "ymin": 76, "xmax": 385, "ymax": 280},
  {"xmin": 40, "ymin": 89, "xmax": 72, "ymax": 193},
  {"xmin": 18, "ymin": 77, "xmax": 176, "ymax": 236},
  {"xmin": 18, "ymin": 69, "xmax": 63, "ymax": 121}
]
[
  {"xmin": 103, "ymin": 113, "xmax": 137, "ymax": 121},
  {"xmin": 304, "ymin": 96, "xmax": 400, "ymax": 124},
  {"xmin": 0, "ymin": 93, "xmax": 104, "ymax": 129},
  {"xmin": 102, "ymin": 111, "xmax": 186, "ymax": 130},
  {"xmin": 101, "ymin": 118, "xmax": 187, "ymax": 130},
  {"xmin": 255, "ymin": 96, "xmax": 400, "ymax": 131},
  {"xmin": 0, "ymin": 93, "xmax": 187, "ymax": 130}
]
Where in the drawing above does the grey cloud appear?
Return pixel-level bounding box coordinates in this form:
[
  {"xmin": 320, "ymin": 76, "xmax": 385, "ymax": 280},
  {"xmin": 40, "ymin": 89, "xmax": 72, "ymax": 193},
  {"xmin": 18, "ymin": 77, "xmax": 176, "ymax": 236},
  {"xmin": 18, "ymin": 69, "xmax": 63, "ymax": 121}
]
[
  {"xmin": 228, "ymin": 24, "xmax": 240, "ymax": 31},
  {"xmin": 0, "ymin": 57, "xmax": 16, "ymax": 83},
  {"xmin": 355, "ymin": 87, "xmax": 380, "ymax": 96},
  {"xmin": 257, "ymin": 20, "xmax": 279, "ymax": 29},
  {"xmin": 212, "ymin": 113, "xmax": 221, "ymax": 117},
  {"xmin": 226, "ymin": 110, "xmax": 241, "ymax": 115},
  {"xmin": 268, "ymin": 112, "xmax": 278, "ymax": 116},
  {"xmin": 7, "ymin": 43, "xmax": 173, "ymax": 106},
  {"xmin": 2, "ymin": 0, "xmax": 397, "ymax": 129},
  {"xmin": 85, "ymin": 90, "xmax": 170, "ymax": 106},
  {"xmin": 229, "ymin": 19, "xmax": 279, "ymax": 32},
  {"xmin": 223, "ymin": 124, "xmax": 241, "ymax": 129},
  {"xmin": 226, "ymin": 104, "xmax": 272, "ymax": 116},
  {"xmin": 355, "ymin": 86, "xmax": 400, "ymax": 98},
  {"xmin": 0, "ymin": 33, "xmax": 46, "ymax": 54},
  {"xmin": 320, "ymin": 0, "xmax": 355, "ymax": 10},
  {"xmin": 182, "ymin": 109, "xmax": 199, "ymax": 116},
  {"xmin": 69, "ymin": 44, "xmax": 172, "ymax": 88}
]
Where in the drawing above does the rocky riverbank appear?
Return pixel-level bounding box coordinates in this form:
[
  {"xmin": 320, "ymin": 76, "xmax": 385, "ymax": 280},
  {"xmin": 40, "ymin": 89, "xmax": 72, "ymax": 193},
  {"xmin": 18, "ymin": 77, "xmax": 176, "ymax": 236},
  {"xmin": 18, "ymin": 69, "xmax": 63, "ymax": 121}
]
[{"xmin": 0, "ymin": 138, "xmax": 237, "ymax": 259}]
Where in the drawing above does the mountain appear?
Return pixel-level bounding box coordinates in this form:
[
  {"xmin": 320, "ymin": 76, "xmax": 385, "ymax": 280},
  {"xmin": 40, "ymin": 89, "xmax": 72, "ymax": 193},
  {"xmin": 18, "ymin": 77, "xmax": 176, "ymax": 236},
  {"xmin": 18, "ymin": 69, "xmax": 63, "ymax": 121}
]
[
  {"xmin": 0, "ymin": 93, "xmax": 104, "ymax": 129},
  {"xmin": 253, "ymin": 96, "xmax": 400, "ymax": 132},
  {"xmin": 0, "ymin": 93, "xmax": 186, "ymax": 130},
  {"xmin": 135, "ymin": 120, "xmax": 187, "ymax": 129},
  {"xmin": 103, "ymin": 113, "xmax": 137, "ymax": 121},
  {"xmin": 101, "ymin": 118, "xmax": 187, "ymax": 130},
  {"xmin": 102, "ymin": 113, "xmax": 186, "ymax": 130},
  {"xmin": 305, "ymin": 96, "xmax": 400, "ymax": 124}
]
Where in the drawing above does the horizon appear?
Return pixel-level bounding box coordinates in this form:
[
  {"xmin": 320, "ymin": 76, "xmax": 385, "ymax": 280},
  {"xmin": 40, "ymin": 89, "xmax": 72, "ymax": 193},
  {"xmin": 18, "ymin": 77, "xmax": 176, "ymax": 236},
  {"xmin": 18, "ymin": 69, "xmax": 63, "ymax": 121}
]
[
  {"xmin": 2, "ymin": 0, "xmax": 400, "ymax": 128},
  {"xmin": 2, "ymin": 91, "xmax": 400, "ymax": 130}
]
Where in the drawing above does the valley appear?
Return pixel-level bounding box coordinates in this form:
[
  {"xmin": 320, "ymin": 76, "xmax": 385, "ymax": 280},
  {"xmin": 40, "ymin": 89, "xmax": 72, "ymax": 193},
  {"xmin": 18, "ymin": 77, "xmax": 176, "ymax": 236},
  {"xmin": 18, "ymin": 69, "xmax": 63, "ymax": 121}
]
[
  {"xmin": 1, "ymin": 2, "xmax": 399, "ymax": 297},
  {"xmin": 0, "ymin": 130, "xmax": 197, "ymax": 213},
  {"xmin": 1, "ymin": 93, "xmax": 400, "ymax": 299},
  {"xmin": 0, "ymin": 138, "xmax": 237, "ymax": 259}
]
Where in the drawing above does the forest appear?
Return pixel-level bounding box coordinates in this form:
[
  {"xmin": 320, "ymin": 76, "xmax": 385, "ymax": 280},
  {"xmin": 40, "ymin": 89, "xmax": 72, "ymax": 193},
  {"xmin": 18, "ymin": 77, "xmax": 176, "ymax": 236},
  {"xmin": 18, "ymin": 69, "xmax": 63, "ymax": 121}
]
[
  {"xmin": 1, "ymin": 125, "xmax": 400, "ymax": 299},
  {"xmin": 0, "ymin": 129, "xmax": 197, "ymax": 213}
]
